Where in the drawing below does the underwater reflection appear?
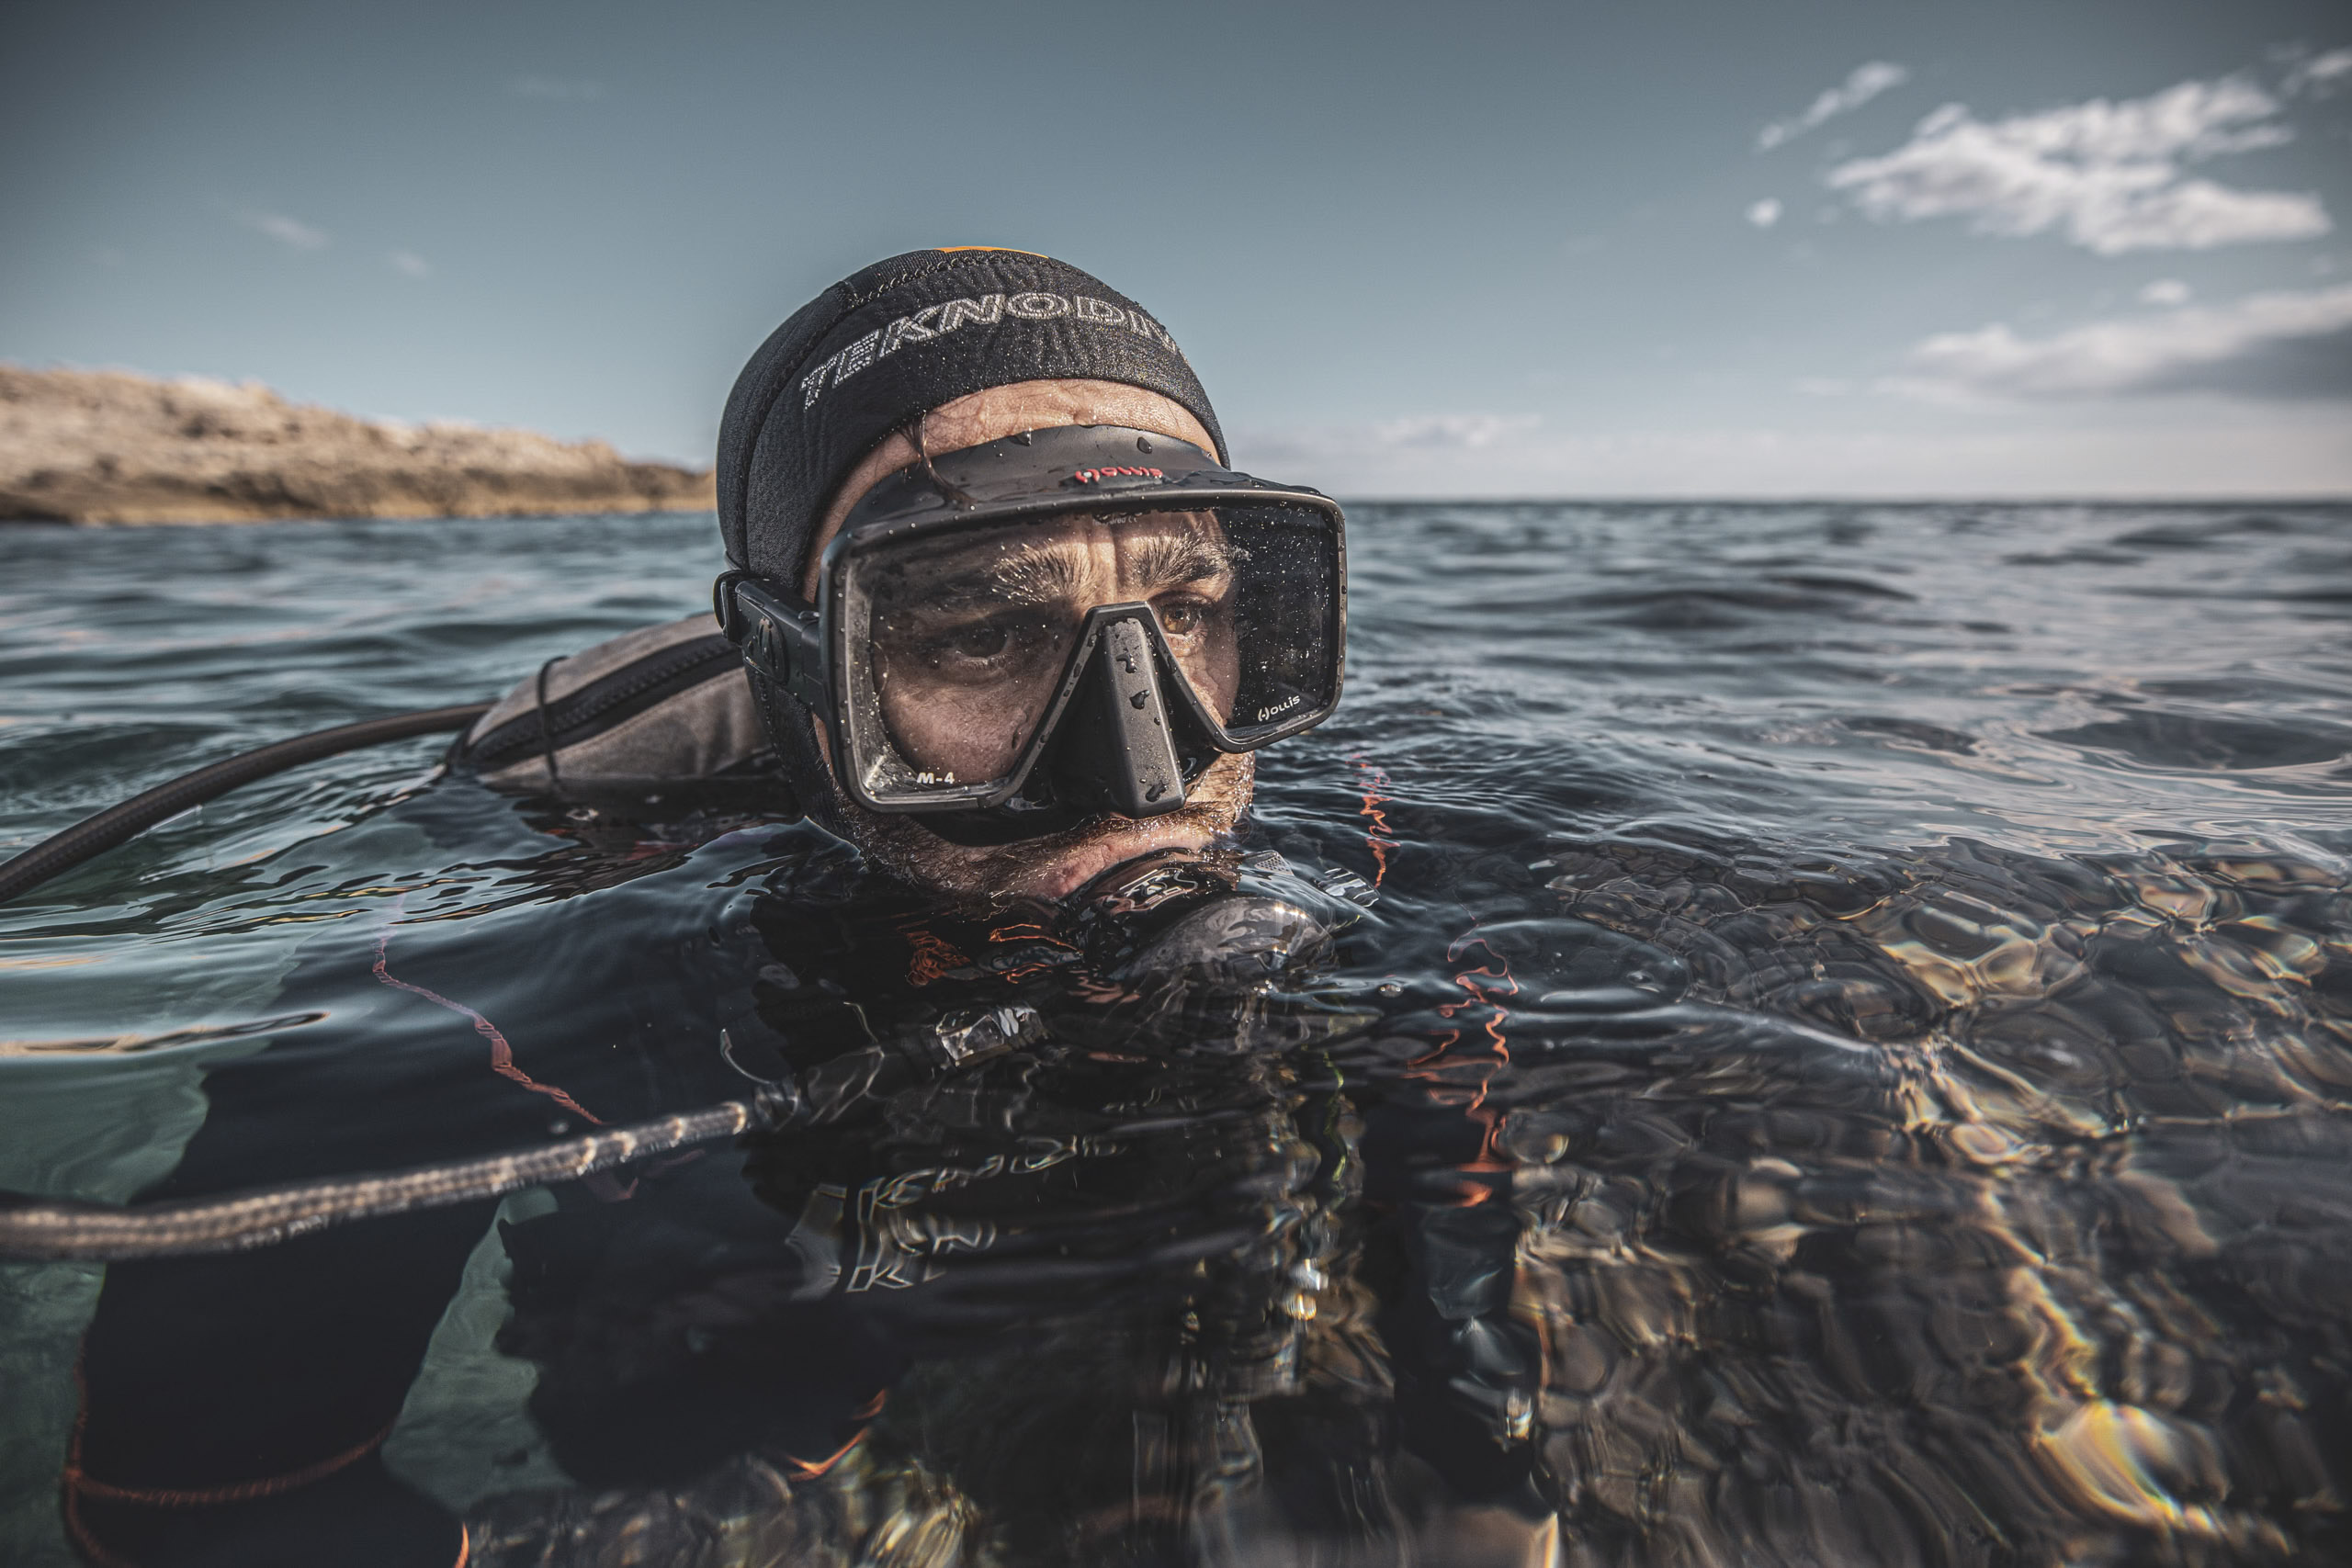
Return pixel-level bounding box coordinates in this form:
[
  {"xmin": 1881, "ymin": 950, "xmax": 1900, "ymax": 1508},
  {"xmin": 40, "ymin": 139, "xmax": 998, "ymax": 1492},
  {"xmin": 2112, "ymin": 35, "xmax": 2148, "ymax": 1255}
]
[{"xmin": 419, "ymin": 829, "xmax": 2352, "ymax": 1567}]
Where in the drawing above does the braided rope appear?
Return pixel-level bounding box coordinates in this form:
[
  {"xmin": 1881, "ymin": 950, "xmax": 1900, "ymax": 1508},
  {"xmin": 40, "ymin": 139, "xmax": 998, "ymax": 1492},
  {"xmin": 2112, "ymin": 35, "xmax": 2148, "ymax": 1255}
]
[{"xmin": 0, "ymin": 1101, "xmax": 761, "ymax": 1261}]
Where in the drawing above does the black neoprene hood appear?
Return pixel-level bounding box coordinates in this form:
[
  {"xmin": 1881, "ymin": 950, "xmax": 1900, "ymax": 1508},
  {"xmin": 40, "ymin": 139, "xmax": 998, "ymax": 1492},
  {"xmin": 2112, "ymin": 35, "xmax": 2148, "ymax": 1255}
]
[{"xmin": 716, "ymin": 249, "xmax": 1227, "ymax": 584}]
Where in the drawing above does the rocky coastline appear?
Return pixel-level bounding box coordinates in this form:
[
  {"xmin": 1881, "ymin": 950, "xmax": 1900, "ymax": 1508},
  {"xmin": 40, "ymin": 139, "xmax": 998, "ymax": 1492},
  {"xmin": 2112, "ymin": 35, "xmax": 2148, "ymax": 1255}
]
[{"xmin": 0, "ymin": 365, "xmax": 715, "ymax": 524}]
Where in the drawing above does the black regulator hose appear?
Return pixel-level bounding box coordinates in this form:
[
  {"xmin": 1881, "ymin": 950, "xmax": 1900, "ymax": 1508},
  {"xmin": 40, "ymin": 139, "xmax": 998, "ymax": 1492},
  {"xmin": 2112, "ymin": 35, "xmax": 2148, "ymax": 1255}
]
[{"xmin": 0, "ymin": 704, "xmax": 492, "ymax": 906}]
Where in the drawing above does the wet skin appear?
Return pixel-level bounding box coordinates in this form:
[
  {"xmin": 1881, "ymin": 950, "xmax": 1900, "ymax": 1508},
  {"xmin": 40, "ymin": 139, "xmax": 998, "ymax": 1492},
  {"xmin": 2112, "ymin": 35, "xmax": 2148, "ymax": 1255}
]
[{"xmin": 804, "ymin": 381, "xmax": 1253, "ymax": 902}]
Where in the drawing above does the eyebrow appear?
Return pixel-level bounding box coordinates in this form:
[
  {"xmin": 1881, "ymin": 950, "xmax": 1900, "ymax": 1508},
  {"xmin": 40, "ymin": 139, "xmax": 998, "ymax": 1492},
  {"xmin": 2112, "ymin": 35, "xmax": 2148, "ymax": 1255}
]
[
  {"xmin": 896, "ymin": 527, "xmax": 1233, "ymax": 610},
  {"xmin": 910, "ymin": 546, "xmax": 1083, "ymax": 610},
  {"xmin": 1119, "ymin": 531, "xmax": 1234, "ymax": 589}
]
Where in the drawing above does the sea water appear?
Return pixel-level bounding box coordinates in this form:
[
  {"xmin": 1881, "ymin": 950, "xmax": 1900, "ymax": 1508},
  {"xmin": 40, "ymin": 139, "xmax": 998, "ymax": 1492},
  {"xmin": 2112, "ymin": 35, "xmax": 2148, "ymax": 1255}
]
[{"xmin": 6, "ymin": 503, "xmax": 2352, "ymax": 1564}]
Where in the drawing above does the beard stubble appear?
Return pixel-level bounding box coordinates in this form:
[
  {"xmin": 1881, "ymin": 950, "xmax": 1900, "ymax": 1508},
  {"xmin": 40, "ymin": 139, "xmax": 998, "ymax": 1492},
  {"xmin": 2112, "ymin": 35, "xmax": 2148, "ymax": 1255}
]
[{"xmin": 836, "ymin": 752, "xmax": 1257, "ymax": 903}]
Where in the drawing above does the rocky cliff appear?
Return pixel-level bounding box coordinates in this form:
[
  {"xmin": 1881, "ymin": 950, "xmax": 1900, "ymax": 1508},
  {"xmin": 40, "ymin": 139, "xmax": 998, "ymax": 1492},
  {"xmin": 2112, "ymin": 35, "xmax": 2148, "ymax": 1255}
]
[{"xmin": 0, "ymin": 365, "xmax": 716, "ymax": 523}]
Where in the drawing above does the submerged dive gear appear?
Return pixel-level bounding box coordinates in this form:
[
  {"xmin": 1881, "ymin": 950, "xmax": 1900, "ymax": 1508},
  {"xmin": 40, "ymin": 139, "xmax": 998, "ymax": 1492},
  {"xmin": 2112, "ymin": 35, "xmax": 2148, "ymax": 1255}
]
[
  {"xmin": 0, "ymin": 845, "xmax": 1367, "ymax": 1261},
  {"xmin": 718, "ymin": 423, "xmax": 1346, "ymax": 844}
]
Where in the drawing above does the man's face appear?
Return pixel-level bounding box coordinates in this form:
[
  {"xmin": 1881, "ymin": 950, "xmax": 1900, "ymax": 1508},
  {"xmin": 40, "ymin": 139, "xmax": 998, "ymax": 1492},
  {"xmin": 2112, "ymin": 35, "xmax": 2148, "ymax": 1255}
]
[
  {"xmin": 804, "ymin": 381, "xmax": 1255, "ymax": 903},
  {"xmin": 865, "ymin": 510, "xmax": 1240, "ymax": 786}
]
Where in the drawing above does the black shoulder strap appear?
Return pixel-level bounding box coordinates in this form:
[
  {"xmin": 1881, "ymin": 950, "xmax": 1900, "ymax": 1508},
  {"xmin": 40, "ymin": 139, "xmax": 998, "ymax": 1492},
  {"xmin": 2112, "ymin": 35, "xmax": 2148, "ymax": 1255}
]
[{"xmin": 461, "ymin": 634, "xmax": 739, "ymax": 773}]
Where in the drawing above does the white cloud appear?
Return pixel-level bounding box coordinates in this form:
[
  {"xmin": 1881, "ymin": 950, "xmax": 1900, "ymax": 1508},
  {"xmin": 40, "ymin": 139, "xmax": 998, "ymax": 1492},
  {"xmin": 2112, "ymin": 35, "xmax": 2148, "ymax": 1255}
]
[
  {"xmin": 511, "ymin": 74, "xmax": 602, "ymax": 101},
  {"xmin": 2285, "ymin": 48, "xmax": 2352, "ymax": 96},
  {"xmin": 1893, "ymin": 283, "xmax": 2352, "ymax": 401},
  {"xmin": 1369, "ymin": 413, "xmax": 1542, "ymax": 449},
  {"xmin": 243, "ymin": 210, "xmax": 329, "ymax": 251},
  {"xmin": 389, "ymin": 250, "xmax": 431, "ymax": 278},
  {"xmin": 1826, "ymin": 74, "xmax": 2329, "ymax": 254},
  {"xmin": 1758, "ymin": 62, "xmax": 1910, "ymax": 151},
  {"xmin": 2138, "ymin": 278, "xmax": 2190, "ymax": 305},
  {"xmin": 1747, "ymin": 197, "xmax": 1783, "ymax": 228}
]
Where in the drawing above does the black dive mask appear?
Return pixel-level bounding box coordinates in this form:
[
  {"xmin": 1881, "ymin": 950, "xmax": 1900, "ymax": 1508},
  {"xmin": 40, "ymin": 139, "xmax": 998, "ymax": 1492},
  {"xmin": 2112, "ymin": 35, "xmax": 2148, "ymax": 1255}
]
[{"xmin": 717, "ymin": 425, "xmax": 1347, "ymax": 845}]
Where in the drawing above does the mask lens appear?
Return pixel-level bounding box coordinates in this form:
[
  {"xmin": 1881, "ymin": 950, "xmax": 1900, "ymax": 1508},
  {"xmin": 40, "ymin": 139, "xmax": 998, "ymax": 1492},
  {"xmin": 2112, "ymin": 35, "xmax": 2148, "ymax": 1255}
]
[
  {"xmin": 851, "ymin": 525, "xmax": 1083, "ymax": 795},
  {"xmin": 1214, "ymin": 504, "xmax": 1342, "ymax": 741},
  {"xmin": 836, "ymin": 500, "xmax": 1340, "ymax": 806}
]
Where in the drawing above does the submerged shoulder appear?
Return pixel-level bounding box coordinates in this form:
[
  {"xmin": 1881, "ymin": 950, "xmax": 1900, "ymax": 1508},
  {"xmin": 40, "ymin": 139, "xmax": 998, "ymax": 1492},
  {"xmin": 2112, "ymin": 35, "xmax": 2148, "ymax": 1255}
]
[{"xmin": 454, "ymin": 614, "xmax": 778, "ymax": 805}]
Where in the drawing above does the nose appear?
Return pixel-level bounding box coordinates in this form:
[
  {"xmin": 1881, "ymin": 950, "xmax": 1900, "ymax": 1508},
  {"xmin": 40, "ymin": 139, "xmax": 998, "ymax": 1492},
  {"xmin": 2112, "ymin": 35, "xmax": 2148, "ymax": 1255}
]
[{"xmin": 1049, "ymin": 614, "xmax": 1188, "ymax": 818}]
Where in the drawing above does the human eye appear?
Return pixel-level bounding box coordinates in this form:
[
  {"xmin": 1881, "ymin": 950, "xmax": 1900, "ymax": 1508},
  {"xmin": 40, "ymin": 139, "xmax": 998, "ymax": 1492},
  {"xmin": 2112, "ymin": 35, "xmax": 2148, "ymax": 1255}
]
[
  {"xmin": 914, "ymin": 612, "xmax": 1060, "ymax": 679},
  {"xmin": 944, "ymin": 620, "xmax": 1011, "ymax": 660},
  {"xmin": 1151, "ymin": 563, "xmax": 1233, "ymax": 637},
  {"xmin": 1155, "ymin": 596, "xmax": 1213, "ymax": 637}
]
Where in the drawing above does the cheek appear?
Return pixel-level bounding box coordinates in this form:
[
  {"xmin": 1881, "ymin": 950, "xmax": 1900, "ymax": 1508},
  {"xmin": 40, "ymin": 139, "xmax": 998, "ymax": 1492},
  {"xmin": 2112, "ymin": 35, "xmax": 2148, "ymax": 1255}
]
[
  {"xmin": 1203, "ymin": 626, "xmax": 1240, "ymax": 719},
  {"xmin": 1168, "ymin": 619, "xmax": 1239, "ymax": 723},
  {"xmin": 878, "ymin": 677, "xmax": 1032, "ymax": 781},
  {"xmin": 1193, "ymin": 748, "xmax": 1253, "ymax": 809}
]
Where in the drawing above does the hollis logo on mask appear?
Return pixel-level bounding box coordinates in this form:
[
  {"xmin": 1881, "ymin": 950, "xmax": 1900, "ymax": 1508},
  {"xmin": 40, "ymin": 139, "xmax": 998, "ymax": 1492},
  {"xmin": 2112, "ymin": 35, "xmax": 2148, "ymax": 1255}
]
[
  {"xmin": 801, "ymin": 293, "xmax": 1180, "ymax": 411},
  {"xmin": 1070, "ymin": 467, "xmax": 1162, "ymax": 484}
]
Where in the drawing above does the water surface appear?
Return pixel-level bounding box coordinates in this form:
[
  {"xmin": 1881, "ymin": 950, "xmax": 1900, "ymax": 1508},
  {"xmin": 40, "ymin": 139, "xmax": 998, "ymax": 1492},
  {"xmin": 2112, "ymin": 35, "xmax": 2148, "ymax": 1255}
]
[{"xmin": 6, "ymin": 502, "xmax": 2352, "ymax": 1566}]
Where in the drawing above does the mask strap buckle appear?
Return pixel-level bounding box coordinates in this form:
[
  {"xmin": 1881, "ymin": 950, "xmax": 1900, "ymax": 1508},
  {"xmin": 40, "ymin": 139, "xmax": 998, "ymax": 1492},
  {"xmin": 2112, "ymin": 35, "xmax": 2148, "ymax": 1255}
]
[{"xmin": 719, "ymin": 573, "xmax": 831, "ymax": 719}]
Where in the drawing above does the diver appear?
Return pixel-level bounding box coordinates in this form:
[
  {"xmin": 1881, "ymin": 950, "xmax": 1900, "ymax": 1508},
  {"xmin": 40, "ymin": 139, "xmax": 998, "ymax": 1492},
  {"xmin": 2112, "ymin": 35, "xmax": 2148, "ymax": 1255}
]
[{"xmin": 59, "ymin": 248, "xmax": 1467, "ymax": 1568}]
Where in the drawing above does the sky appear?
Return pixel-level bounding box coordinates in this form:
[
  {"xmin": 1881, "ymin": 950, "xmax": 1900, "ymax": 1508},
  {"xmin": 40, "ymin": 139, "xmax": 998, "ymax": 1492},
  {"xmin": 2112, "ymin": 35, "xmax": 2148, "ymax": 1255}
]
[{"xmin": 2, "ymin": 0, "xmax": 2346, "ymax": 497}]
